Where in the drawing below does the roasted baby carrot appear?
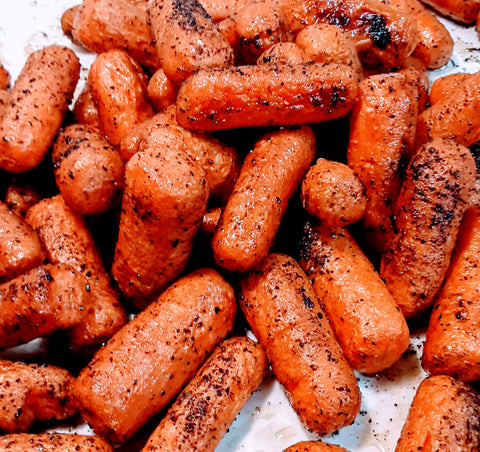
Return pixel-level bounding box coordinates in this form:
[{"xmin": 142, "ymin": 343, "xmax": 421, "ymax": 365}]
[
  {"xmin": 52, "ymin": 124, "xmax": 125, "ymax": 215},
  {"xmin": 0, "ymin": 63, "xmax": 10, "ymax": 90},
  {"xmin": 347, "ymin": 72, "xmax": 418, "ymax": 252},
  {"xmin": 25, "ymin": 195, "xmax": 126, "ymax": 350},
  {"xmin": 0, "ymin": 263, "xmax": 90, "ymax": 349},
  {"xmin": 213, "ymin": 126, "xmax": 316, "ymax": 272},
  {"xmin": 4, "ymin": 181, "xmax": 40, "ymax": 218},
  {"xmin": 0, "ymin": 433, "xmax": 114, "ymax": 451},
  {"xmin": 422, "ymin": 206, "xmax": 480, "ymax": 382},
  {"xmin": 395, "ymin": 375, "xmax": 480, "ymax": 451},
  {"xmin": 380, "ymin": 138, "xmax": 477, "ymax": 318},
  {"xmin": 0, "ymin": 201, "xmax": 46, "ymax": 283},
  {"xmin": 284, "ymin": 441, "xmax": 350, "ymax": 452},
  {"xmin": 88, "ymin": 49, "xmax": 154, "ymax": 146},
  {"xmin": 428, "ymin": 72, "xmax": 472, "ymax": 106},
  {"xmin": 141, "ymin": 336, "xmax": 268, "ymax": 452},
  {"xmin": 147, "ymin": 68, "xmax": 178, "ymax": 112},
  {"xmin": 148, "ymin": 0, "xmax": 234, "ymax": 85},
  {"xmin": 420, "ymin": 0, "xmax": 480, "ymax": 24},
  {"xmin": 176, "ymin": 62, "xmax": 358, "ymax": 131},
  {"xmin": 0, "ymin": 46, "xmax": 79, "ymax": 173},
  {"xmin": 72, "ymin": 83, "xmax": 101, "ymax": 131},
  {"xmin": 75, "ymin": 268, "xmax": 236, "ymax": 443},
  {"xmin": 239, "ymin": 253, "xmax": 360, "ymax": 436},
  {"xmin": 111, "ymin": 145, "xmax": 209, "ymax": 307},
  {"xmin": 0, "ymin": 360, "xmax": 77, "ymax": 433}
]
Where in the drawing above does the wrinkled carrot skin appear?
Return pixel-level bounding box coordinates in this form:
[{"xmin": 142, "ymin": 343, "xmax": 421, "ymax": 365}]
[
  {"xmin": 0, "ymin": 263, "xmax": 90, "ymax": 349},
  {"xmin": 0, "ymin": 433, "xmax": 114, "ymax": 452},
  {"xmin": 176, "ymin": 63, "xmax": 358, "ymax": 131},
  {"xmin": 239, "ymin": 254, "xmax": 360, "ymax": 436},
  {"xmin": 389, "ymin": 0, "xmax": 453, "ymax": 69},
  {"xmin": 119, "ymin": 109, "xmax": 239, "ymax": 201},
  {"xmin": 428, "ymin": 72, "xmax": 472, "ymax": 106},
  {"xmin": 301, "ymin": 159, "xmax": 367, "ymax": 228},
  {"xmin": 89, "ymin": 50, "xmax": 154, "ymax": 146},
  {"xmin": 282, "ymin": 0, "xmax": 418, "ymax": 70},
  {"xmin": 112, "ymin": 146, "xmax": 209, "ymax": 308},
  {"xmin": 147, "ymin": 68, "xmax": 178, "ymax": 112},
  {"xmin": 72, "ymin": 84, "xmax": 101, "ymax": 131},
  {"xmin": 75, "ymin": 268, "xmax": 236, "ymax": 443},
  {"xmin": 223, "ymin": 1, "xmax": 291, "ymax": 64},
  {"xmin": 69, "ymin": 0, "xmax": 160, "ymax": 70},
  {"xmin": 0, "ymin": 46, "xmax": 79, "ymax": 173},
  {"xmin": 416, "ymin": 70, "xmax": 480, "ymax": 148},
  {"xmin": 284, "ymin": 441, "xmax": 350, "ymax": 452},
  {"xmin": 299, "ymin": 223, "xmax": 409, "ymax": 374},
  {"xmin": 422, "ymin": 207, "xmax": 480, "ymax": 382},
  {"xmin": 397, "ymin": 56, "xmax": 429, "ymax": 113},
  {"xmin": 141, "ymin": 336, "xmax": 268, "ymax": 452},
  {"xmin": 52, "ymin": 124, "xmax": 125, "ymax": 215},
  {"xmin": 257, "ymin": 42, "xmax": 309, "ymax": 65},
  {"xmin": 25, "ymin": 196, "xmax": 126, "ymax": 350},
  {"xmin": 0, "ymin": 201, "xmax": 46, "ymax": 283},
  {"xmin": 148, "ymin": 0, "xmax": 234, "ymax": 85},
  {"xmin": 420, "ymin": 0, "xmax": 480, "ymax": 24},
  {"xmin": 0, "ymin": 64, "xmax": 10, "ymax": 90},
  {"xmin": 4, "ymin": 182, "xmax": 40, "ymax": 218},
  {"xmin": 380, "ymin": 138, "xmax": 477, "ymax": 319},
  {"xmin": 0, "ymin": 360, "xmax": 77, "ymax": 433},
  {"xmin": 213, "ymin": 127, "xmax": 316, "ymax": 272},
  {"xmin": 295, "ymin": 24, "xmax": 363, "ymax": 81},
  {"xmin": 395, "ymin": 375, "xmax": 480, "ymax": 452},
  {"xmin": 347, "ymin": 73, "xmax": 418, "ymax": 253}
]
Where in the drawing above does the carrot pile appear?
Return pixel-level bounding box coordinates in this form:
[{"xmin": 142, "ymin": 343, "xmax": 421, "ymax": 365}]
[{"xmin": 0, "ymin": 0, "xmax": 480, "ymax": 451}]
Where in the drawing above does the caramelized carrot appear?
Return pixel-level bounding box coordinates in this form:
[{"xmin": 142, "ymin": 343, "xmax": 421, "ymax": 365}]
[
  {"xmin": 380, "ymin": 138, "xmax": 477, "ymax": 318},
  {"xmin": 0, "ymin": 433, "xmax": 114, "ymax": 451},
  {"xmin": 284, "ymin": 441, "xmax": 350, "ymax": 452},
  {"xmin": 4, "ymin": 181, "xmax": 40, "ymax": 218},
  {"xmin": 72, "ymin": 84, "xmax": 101, "ymax": 131},
  {"xmin": 213, "ymin": 126, "xmax": 316, "ymax": 272},
  {"xmin": 176, "ymin": 62, "xmax": 358, "ymax": 131},
  {"xmin": 75, "ymin": 268, "xmax": 236, "ymax": 443},
  {"xmin": 420, "ymin": 0, "xmax": 480, "ymax": 24},
  {"xmin": 428, "ymin": 72, "xmax": 472, "ymax": 106},
  {"xmin": 147, "ymin": 68, "xmax": 178, "ymax": 112},
  {"xmin": 239, "ymin": 253, "xmax": 360, "ymax": 436}
]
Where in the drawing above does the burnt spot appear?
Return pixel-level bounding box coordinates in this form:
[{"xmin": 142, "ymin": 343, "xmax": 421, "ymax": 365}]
[
  {"xmin": 173, "ymin": 0, "xmax": 212, "ymax": 31},
  {"xmin": 360, "ymin": 13, "xmax": 391, "ymax": 50}
]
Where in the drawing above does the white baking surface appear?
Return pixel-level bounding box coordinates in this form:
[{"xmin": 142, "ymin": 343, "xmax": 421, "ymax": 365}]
[{"xmin": 1, "ymin": 2, "xmax": 479, "ymax": 451}]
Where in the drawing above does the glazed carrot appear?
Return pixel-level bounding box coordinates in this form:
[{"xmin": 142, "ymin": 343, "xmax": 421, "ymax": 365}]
[
  {"xmin": 111, "ymin": 145, "xmax": 209, "ymax": 307},
  {"xmin": 201, "ymin": 207, "xmax": 223, "ymax": 234},
  {"xmin": 25, "ymin": 195, "xmax": 126, "ymax": 350},
  {"xmin": 284, "ymin": 441, "xmax": 350, "ymax": 452},
  {"xmin": 148, "ymin": 0, "xmax": 234, "ymax": 85},
  {"xmin": 89, "ymin": 49, "xmax": 154, "ymax": 146},
  {"xmin": 239, "ymin": 253, "xmax": 360, "ymax": 436},
  {"xmin": 282, "ymin": 0, "xmax": 419, "ymax": 70},
  {"xmin": 147, "ymin": 68, "xmax": 178, "ymax": 112},
  {"xmin": 119, "ymin": 108, "xmax": 239, "ymax": 201},
  {"xmin": 141, "ymin": 336, "xmax": 268, "ymax": 452},
  {"xmin": 75, "ymin": 268, "xmax": 237, "ymax": 443},
  {"xmin": 0, "ymin": 46, "xmax": 79, "ymax": 173},
  {"xmin": 0, "ymin": 433, "xmax": 114, "ymax": 452},
  {"xmin": 415, "ymin": 70, "xmax": 480, "ymax": 148},
  {"xmin": 395, "ymin": 375, "xmax": 480, "ymax": 451},
  {"xmin": 347, "ymin": 72, "xmax": 418, "ymax": 252},
  {"xmin": 196, "ymin": 0, "xmax": 259, "ymax": 21},
  {"xmin": 422, "ymin": 206, "xmax": 480, "ymax": 382},
  {"xmin": 428, "ymin": 72, "xmax": 472, "ymax": 106},
  {"xmin": 68, "ymin": 0, "xmax": 160, "ymax": 70},
  {"xmin": 299, "ymin": 223, "xmax": 410, "ymax": 374},
  {"xmin": 380, "ymin": 138, "xmax": 476, "ymax": 318},
  {"xmin": 301, "ymin": 158, "xmax": 367, "ymax": 228},
  {"xmin": 213, "ymin": 126, "xmax": 316, "ymax": 272},
  {"xmin": 389, "ymin": 0, "xmax": 453, "ymax": 69},
  {"xmin": 52, "ymin": 124, "xmax": 125, "ymax": 215},
  {"xmin": 4, "ymin": 181, "xmax": 40, "ymax": 218},
  {"xmin": 0, "ymin": 263, "xmax": 90, "ymax": 349},
  {"xmin": 0, "ymin": 63, "xmax": 10, "ymax": 90},
  {"xmin": 60, "ymin": 6, "xmax": 81, "ymax": 46},
  {"xmin": 72, "ymin": 84, "xmax": 101, "ymax": 131},
  {"xmin": 257, "ymin": 42, "xmax": 309, "ymax": 65},
  {"xmin": 0, "ymin": 360, "xmax": 77, "ymax": 433},
  {"xmin": 0, "ymin": 201, "xmax": 46, "ymax": 283},
  {"xmin": 0, "ymin": 89, "xmax": 9, "ymax": 121},
  {"xmin": 295, "ymin": 24, "xmax": 363, "ymax": 81},
  {"xmin": 419, "ymin": 0, "xmax": 480, "ymax": 24},
  {"xmin": 176, "ymin": 62, "xmax": 358, "ymax": 131},
  {"xmin": 220, "ymin": 0, "xmax": 290, "ymax": 64}
]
